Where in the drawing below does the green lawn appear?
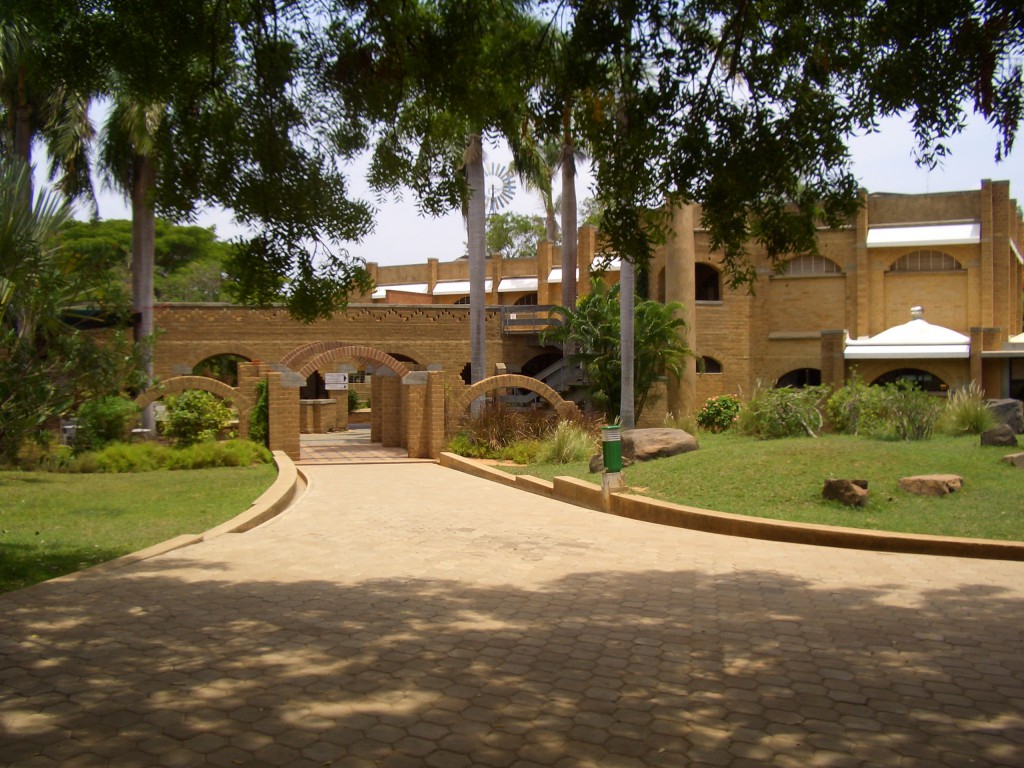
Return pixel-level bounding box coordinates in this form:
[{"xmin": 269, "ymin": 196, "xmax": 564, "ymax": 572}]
[
  {"xmin": 0, "ymin": 464, "xmax": 277, "ymax": 594},
  {"xmin": 508, "ymin": 433, "xmax": 1024, "ymax": 542}
]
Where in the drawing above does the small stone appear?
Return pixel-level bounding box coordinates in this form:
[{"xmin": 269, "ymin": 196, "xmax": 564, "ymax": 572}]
[
  {"xmin": 897, "ymin": 474, "xmax": 964, "ymax": 497},
  {"xmin": 822, "ymin": 479, "xmax": 869, "ymax": 507},
  {"xmin": 1002, "ymin": 452, "xmax": 1024, "ymax": 469},
  {"xmin": 981, "ymin": 425, "xmax": 1019, "ymax": 447}
]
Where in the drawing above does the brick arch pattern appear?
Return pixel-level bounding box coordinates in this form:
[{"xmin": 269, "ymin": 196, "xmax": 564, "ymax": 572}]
[
  {"xmin": 135, "ymin": 375, "xmax": 252, "ymax": 413},
  {"xmin": 297, "ymin": 345, "xmax": 411, "ymax": 379},
  {"xmin": 450, "ymin": 374, "xmax": 579, "ymax": 425},
  {"xmin": 185, "ymin": 346, "xmax": 260, "ymax": 370}
]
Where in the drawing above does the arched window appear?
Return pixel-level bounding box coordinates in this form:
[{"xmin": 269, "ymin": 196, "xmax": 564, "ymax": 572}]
[
  {"xmin": 782, "ymin": 255, "xmax": 841, "ymax": 276},
  {"xmin": 700, "ymin": 356, "xmax": 723, "ymax": 374},
  {"xmin": 889, "ymin": 250, "xmax": 962, "ymax": 272},
  {"xmin": 192, "ymin": 354, "xmax": 250, "ymax": 387},
  {"xmin": 776, "ymin": 368, "xmax": 822, "ymax": 388},
  {"xmin": 453, "ymin": 296, "xmax": 471, "ymax": 305},
  {"xmin": 872, "ymin": 368, "xmax": 947, "ymax": 392},
  {"xmin": 514, "ymin": 293, "xmax": 538, "ymax": 306},
  {"xmin": 695, "ymin": 263, "xmax": 721, "ymax": 301}
]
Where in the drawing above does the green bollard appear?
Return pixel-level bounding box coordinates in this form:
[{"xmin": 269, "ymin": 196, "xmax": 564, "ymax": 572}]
[{"xmin": 601, "ymin": 425, "xmax": 622, "ymax": 472}]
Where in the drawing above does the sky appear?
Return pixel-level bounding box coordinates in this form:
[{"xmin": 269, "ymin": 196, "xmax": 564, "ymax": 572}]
[{"xmin": 78, "ymin": 113, "xmax": 1022, "ymax": 268}]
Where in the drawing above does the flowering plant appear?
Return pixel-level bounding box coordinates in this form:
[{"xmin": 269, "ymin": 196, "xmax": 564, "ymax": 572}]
[{"xmin": 695, "ymin": 394, "xmax": 741, "ymax": 433}]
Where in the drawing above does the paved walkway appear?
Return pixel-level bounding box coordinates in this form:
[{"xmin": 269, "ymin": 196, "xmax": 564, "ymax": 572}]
[{"xmin": 2, "ymin": 460, "xmax": 1023, "ymax": 767}]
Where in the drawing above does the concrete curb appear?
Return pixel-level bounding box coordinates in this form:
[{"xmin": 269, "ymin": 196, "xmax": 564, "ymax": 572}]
[
  {"xmin": 47, "ymin": 452, "xmax": 303, "ymax": 584},
  {"xmin": 439, "ymin": 452, "xmax": 1024, "ymax": 562}
]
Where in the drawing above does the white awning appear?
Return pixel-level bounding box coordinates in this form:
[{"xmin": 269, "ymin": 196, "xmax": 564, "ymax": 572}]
[
  {"xmin": 547, "ymin": 267, "xmax": 580, "ymax": 283},
  {"xmin": 1011, "ymin": 239, "xmax": 1023, "ymax": 266},
  {"xmin": 591, "ymin": 256, "xmax": 621, "ymax": 271},
  {"xmin": 497, "ymin": 276, "xmax": 538, "ymax": 293},
  {"xmin": 431, "ymin": 279, "xmax": 492, "ymax": 295},
  {"xmin": 371, "ymin": 283, "xmax": 429, "ymax": 299},
  {"xmin": 867, "ymin": 223, "xmax": 981, "ymax": 248},
  {"xmin": 844, "ymin": 308, "xmax": 970, "ymax": 359}
]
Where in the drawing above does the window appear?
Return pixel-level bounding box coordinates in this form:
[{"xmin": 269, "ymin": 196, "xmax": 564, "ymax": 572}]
[
  {"xmin": 695, "ymin": 264, "xmax": 721, "ymax": 300},
  {"xmin": 889, "ymin": 250, "xmax": 962, "ymax": 272},
  {"xmin": 453, "ymin": 296, "xmax": 471, "ymax": 305},
  {"xmin": 514, "ymin": 293, "xmax": 538, "ymax": 306},
  {"xmin": 776, "ymin": 368, "xmax": 822, "ymax": 388},
  {"xmin": 872, "ymin": 368, "xmax": 947, "ymax": 392},
  {"xmin": 782, "ymin": 255, "xmax": 841, "ymax": 276},
  {"xmin": 700, "ymin": 356, "xmax": 723, "ymax": 374}
]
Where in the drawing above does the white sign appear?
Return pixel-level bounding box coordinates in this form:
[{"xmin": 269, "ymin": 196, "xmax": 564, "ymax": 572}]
[{"xmin": 324, "ymin": 373, "xmax": 349, "ymax": 391}]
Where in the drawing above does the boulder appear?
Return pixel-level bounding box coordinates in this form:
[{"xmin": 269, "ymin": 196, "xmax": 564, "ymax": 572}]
[
  {"xmin": 622, "ymin": 428, "xmax": 699, "ymax": 462},
  {"xmin": 822, "ymin": 479, "xmax": 869, "ymax": 507},
  {"xmin": 1002, "ymin": 452, "xmax": 1024, "ymax": 469},
  {"xmin": 898, "ymin": 474, "xmax": 964, "ymax": 497},
  {"xmin": 986, "ymin": 399, "xmax": 1024, "ymax": 434},
  {"xmin": 981, "ymin": 425, "xmax": 1019, "ymax": 447}
]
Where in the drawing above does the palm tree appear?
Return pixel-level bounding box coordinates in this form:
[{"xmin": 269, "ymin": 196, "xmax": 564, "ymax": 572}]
[
  {"xmin": 465, "ymin": 133, "xmax": 487, "ymax": 386},
  {"xmin": 98, "ymin": 96, "xmax": 163, "ymax": 430}
]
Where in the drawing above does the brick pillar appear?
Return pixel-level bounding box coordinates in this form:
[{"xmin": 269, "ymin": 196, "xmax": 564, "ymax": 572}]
[
  {"xmin": 820, "ymin": 330, "xmax": 847, "ymax": 389},
  {"xmin": 403, "ymin": 371, "xmax": 428, "ymax": 458},
  {"xmin": 854, "ymin": 189, "xmax": 870, "ymax": 338},
  {"xmin": 578, "ymin": 225, "xmax": 598, "ymax": 300},
  {"xmin": 236, "ymin": 362, "xmax": 260, "ymax": 440},
  {"xmin": 665, "ymin": 204, "xmax": 696, "ymax": 419},
  {"xmin": 380, "ymin": 372, "xmax": 402, "ymax": 447},
  {"xmin": 371, "ymin": 370, "xmax": 384, "ymax": 442},
  {"xmin": 537, "ymin": 240, "xmax": 554, "ymax": 305},
  {"xmin": 267, "ymin": 370, "xmax": 300, "ymax": 461},
  {"xmin": 426, "ymin": 371, "xmax": 446, "ymax": 459}
]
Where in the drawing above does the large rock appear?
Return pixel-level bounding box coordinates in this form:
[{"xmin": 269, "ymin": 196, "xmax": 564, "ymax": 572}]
[
  {"xmin": 1002, "ymin": 452, "xmax": 1024, "ymax": 469},
  {"xmin": 623, "ymin": 428, "xmax": 699, "ymax": 462},
  {"xmin": 898, "ymin": 474, "xmax": 964, "ymax": 497},
  {"xmin": 981, "ymin": 425, "xmax": 1019, "ymax": 447},
  {"xmin": 986, "ymin": 399, "xmax": 1024, "ymax": 434},
  {"xmin": 822, "ymin": 479, "xmax": 869, "ymax": 507}
]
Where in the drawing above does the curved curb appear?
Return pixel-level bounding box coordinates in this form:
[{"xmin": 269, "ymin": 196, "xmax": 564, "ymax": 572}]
[
  {"xmin": 49, "ymin": 452, "xmax": 304, "ymax": 583},
  {"xmin": 439, "ymin": 452, "xmax": 1024, "ymax": 562}
]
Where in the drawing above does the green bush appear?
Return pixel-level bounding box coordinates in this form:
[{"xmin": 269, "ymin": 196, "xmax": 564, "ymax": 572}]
[
  {"xmin": 249, "ymin": 378, "xmax": 269, "ymax": 447},
  {"xmin": 63, "ymin": 439, "xmax": 271, "ymax": 473},
  {"xmin": 938, "ymin": 382, "xmax": 995, "ymax": 436},
  {"xmin": 163, "ymin": 390, "xmax": 233, "ymax": 446},
  {"xmin": 537, "ymin": 421, "xmax": 596, "ymax": 463},
  {"xmin": 498, "ymin": 439, "xmax": 544, "ymax": 464},
  {"xmin": 348, "ymin": 389, "xmax": 360, "ymax": 412},
  {"xmin": 74, "ymin": 396, "xmax": 139, "ymax": 452},
  {"xmin": 825, "ymin": 373, "xmax": 886, "ymax": 435},
  {"xmin": 736, "ymin": 385, "xmax": 828, "ymax": 439},
  {"xmin": 876, "ymin": 380, "xmax": 941, "ymax": 441},
  {"xmin": 447, "ymin": 431, "xmax": 491, "ymax": 458},
  {"xmin": 695, "ymin": 394, "xmax": 741, "ymax": 433}
]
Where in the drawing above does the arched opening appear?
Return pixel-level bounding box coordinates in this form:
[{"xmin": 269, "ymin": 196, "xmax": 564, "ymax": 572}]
[
  {"xmin": 782, "ymin": 255, "xmax": 842, "ymax": 276},
  {"xmin": 192, "ymin": 353, "xmax": 250, "ymax": 387},
  {"xmin": 460, "ymin": 362, "xmax": 472, "ymax": 385},
  {"xmin": 386, "ymin": 353, "xmax": 419, "ymax": 367},
  {"xmin": 695, "ymin": 263, "xmax": 721, "ymax": 301},
  {"xmin": 514, "ymin": 293, "xmax": 538, "ymax": 306},
  {"xmin": 453, "ymin": 296, "xmax": 471, "ymax": 305},
  {"xmin": 888, "ymin": 250, "xmax": 962, "ymax": 273},
  {"xmin": 700, "ymin": 356, "xmax": 723, "ymax": 374},
  {"xmin": 776, "ymin": 368, "xmax": 822, "ymax": 388},
  {"xmin": 872, "ymin": 368, "xmax": 948, "ymax": 392}
]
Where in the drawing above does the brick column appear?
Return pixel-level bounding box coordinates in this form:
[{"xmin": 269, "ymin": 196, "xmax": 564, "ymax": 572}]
[
  {"xmin": 380, "ymin": 372, "xmax": 403, "ymax": 447},
  {"xmin": 665, "ymin": 204, "xmax": 696, "ymax": 419},
  {"xmin": 371, "ymin": 370, "xmax": 384, "ymax": 443},
  {"xmin": 403, "ymin": 371, "xmax": 428, "ymax": 458},
  {"xmin": 267, "ymin": 370, "xmax": 300, "ymax": 461},
  {"xmin": 820, "ymin": 330, "xmax": 847, "ymax": 389},
  {"xmin": 425, "ymin": 371, "xmax": 446, "ymax": 459}
]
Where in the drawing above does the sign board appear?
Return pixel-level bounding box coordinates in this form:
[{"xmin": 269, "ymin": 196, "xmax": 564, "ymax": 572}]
[{"xmin": 324, "ymin": 372, "xmax": 349, "ymax": 391}]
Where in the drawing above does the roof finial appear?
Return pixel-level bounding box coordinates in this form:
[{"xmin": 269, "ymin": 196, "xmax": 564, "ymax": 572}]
[{"xmin": 911, "ymin": 306, "xmax": 924, "ymax": 320}]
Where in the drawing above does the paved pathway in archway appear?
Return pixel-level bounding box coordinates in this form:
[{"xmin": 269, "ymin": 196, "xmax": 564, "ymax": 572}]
[{"xmin": 1, "ymin": 462, "xmax": 1023, "ymax": 767}]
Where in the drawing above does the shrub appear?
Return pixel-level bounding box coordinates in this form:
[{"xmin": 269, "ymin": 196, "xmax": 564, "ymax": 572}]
[
  {"xmin": 825, "ymin": 373, "xmax": 887, "ymax": 435},
  {"xmin": 248, "ymin": 379, "xmax": 269, "ymax": 447},
  {"xmin": 62, "ymin": 439, "xmax": 271, "ymax": 473},
  {"xmin": 537, "ymin": 421, "xmax": 597, "ymax": 463},
  {"xmin": 695, "ymin": 394, "xmax": 741, "ymax": 433},
  {"xmin": 938, "ymin": 382, "xmax": 995, "ymax": 435},
  {"xmin": 876, "ymin": 380, "xmax": 941, "ymax": 441},
  {"xmin": 347, "ymin": 389, "xmax": 361, "ymax": 412},
  {"xmin": 447, "ymin": 431, "xmax": 491, "ymax": 458},
  {"xmin": 456, "ymin": 401, "xmax": 556, "ymax": 454},
  {"xmin": 736, "ymin": 385, "xmax": 828, "ymax": 439},
  {"xmin": 74, "ymin": 396, "xmax": 139, "ymax": 452},
  {"xmin": 498, "ymin": 439, "xmax": 544, "ymax": 464},
  {"xmin": 163, "ymin": 390, "xmax": 233, "ymax": 446}
]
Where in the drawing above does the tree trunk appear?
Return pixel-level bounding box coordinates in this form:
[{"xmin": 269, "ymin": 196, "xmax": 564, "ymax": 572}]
[
  {"xmin": 131, "ymin": 154, "xmax": 157, "ymax": 432},
  {"xmin": 620, "ymin": 259, "xmax": 635, "ymax": 429},
  {"xmin": 560, "ymin": 120, "xmax": 578, "ymax": 311},
  {"xmin": 466, "ymin": 134, "xmax": 487, "ymax": 387}
]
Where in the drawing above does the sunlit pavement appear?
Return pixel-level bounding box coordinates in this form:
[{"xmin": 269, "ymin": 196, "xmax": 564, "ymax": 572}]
[{"xmin": 1, "ymin": 461, "xmax": 1022, "ymax": 767}]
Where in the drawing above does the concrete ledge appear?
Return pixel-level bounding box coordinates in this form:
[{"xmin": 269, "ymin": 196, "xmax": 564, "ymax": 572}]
[
  {"xmin": 443, "ymin": 458, "xmax": 1024, "ymax": 562},
  {"xmin": 202, "ymin": 451, "xmax": 303, "ymax": 538}
]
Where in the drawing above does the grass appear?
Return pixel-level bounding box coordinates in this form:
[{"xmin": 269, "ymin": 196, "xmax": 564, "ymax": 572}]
[
  {"xmin": 0, "ymin": 464, "xmax": 277, "ymax": 594},
  {"xmin": 506, "ymin": 432, "xmax": 1024, "ymax": 542}
]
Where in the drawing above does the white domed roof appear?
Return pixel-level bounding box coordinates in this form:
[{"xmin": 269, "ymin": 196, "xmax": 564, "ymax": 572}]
[{"xmin": 845, "ymin": 307, "xmax": 970, "ymax": 359}]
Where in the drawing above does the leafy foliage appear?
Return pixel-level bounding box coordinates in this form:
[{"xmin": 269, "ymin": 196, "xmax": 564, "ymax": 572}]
[
  {"xmin": 73, "ymin": 396, "xmax": 139, "ymax": 453},
  {"xmin": 696, "ymin": 395, "xmax": 742, "ymax": 433},
  {"xmin": 480, "ymin": 211, "xmax": 545, "ymax": 260},
  {"xmin": 537, "ymin": 421, "xmax": 596, "ymax": 464},
  {"xmin": 543, "ymin": 278, "xmax": 694, "ymax": 422},
  {"xmin": 162, "ymin": 390, "xmax": 233, "ymax": 447},
  {"xmin": 737, "ymin": 385, "xmax": 829, "ymax": 439},
  {"xmin": 248, "ymin": 378, "xmax": 270, "ymax": 447},
  {"xmin": 826, "ymin": 377, "xmax": 941, "ymax": 441},
  {"xmin": 937, "ymin": 382, "xmax": 996, "ymax": 436}
]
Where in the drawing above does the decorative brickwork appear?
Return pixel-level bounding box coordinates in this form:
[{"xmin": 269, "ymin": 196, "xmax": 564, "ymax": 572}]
[
  {"xmin": 448, "ymin": 374, "xmax": 580, "ymax": 430},
  {"xmin": 134, "ymin": 375, "xmax": 253, "ymax": 439}
]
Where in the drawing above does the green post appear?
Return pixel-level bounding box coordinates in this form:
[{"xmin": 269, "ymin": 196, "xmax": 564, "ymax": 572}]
[{"xmin": 601, "ymin": 425, "xmax": 622, "ymax": 472}]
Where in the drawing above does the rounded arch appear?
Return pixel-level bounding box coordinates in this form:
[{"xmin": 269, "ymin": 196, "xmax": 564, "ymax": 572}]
[
  {"xmin": 776, "ymin": 368, "xmax": 822, "ymax": 388},
  {"xmin": 192, "ymin": 353, "xmax": 251, "ymax": 386},
  {"xmin": 134, "ymin": 375, "xmax": 250, "ymax": 413},
  {"xmin": 184, "ymin": 345, "xmax": 259, "ymax": 371},
  {"xmin": 450, "ymin": 374, "xmax": 580, "ymax": 424},
  {"xmin": 513, "ymin": 293, "xmax": 538, "ymax": 306},
  {"xmin": 781, "ymin": 254, "xmax": 842, "ymax": 276},
  {"xmin": 298, "ymin": 345, "xmax": 411, "ymax": 379},
  {"xmin": 871, "ymin": 368, "xmax": 948, "ymax": 392},
  {"xmin": 888, "ymin": 250, "xmax": 963, "ymax": 272},
  {"xmin": 699, "ymin": 356, "xmax": 723, "ymax": 374}
]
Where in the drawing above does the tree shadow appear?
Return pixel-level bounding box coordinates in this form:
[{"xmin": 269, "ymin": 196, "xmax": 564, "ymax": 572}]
[{"xmin": 1, "ymin": 561, "xmax": 1022, "ymax": 766}]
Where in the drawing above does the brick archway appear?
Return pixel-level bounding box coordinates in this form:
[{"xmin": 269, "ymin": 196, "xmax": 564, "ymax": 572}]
[
  {"xmin": 450, "ymin": 374, "xmax": 579, "ymax": 426},
  {"xmin": 297, "ymin": 345, "xmax": 411, "ymax": 379},
  {"xmin": 135, "ymin": 375, "xmax": 253, "ymax": 437}
]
